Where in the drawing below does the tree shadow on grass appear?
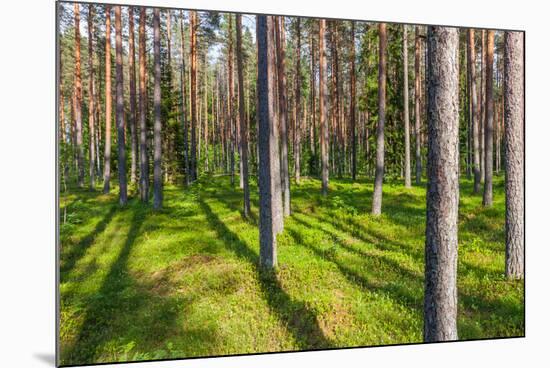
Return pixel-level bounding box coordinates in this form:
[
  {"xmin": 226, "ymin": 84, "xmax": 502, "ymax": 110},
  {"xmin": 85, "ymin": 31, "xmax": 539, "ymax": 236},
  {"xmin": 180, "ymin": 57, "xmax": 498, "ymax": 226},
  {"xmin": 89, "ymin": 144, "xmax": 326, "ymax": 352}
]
[
  {"xmin": 199, "ymin": 199, "xmax": 333, "ymax": 350},
  {"xmin": 61, "ymin": 204, "xmax": 182, "ymax": 365},
  {"xmin": 60, "ymin": 205, "xmax": 118, "ymax": 275}
]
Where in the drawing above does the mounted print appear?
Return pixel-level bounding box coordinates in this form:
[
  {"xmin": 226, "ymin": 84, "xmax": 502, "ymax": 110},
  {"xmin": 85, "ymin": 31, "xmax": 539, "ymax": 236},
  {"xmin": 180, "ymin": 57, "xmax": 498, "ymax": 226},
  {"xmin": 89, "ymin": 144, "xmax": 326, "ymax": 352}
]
[{"xmin": 57, "ymin": 0, "xmax": 525, "ymax": 366}]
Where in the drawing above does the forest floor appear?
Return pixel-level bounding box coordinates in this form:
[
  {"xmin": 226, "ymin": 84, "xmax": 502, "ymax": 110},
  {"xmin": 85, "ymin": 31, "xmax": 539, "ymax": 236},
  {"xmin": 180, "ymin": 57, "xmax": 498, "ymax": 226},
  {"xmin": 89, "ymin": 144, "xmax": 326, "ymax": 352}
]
[{"xmin": 59, "ymin": 174, "xmax": 524, "ymax": 365}]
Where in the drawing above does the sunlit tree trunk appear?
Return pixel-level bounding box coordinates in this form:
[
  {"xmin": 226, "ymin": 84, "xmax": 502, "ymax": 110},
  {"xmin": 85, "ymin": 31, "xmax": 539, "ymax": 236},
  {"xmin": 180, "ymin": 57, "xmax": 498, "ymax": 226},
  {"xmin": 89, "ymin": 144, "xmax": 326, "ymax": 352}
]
[
  {"xmin": 350, "ymin": 22, "xmax": 357, "ymax": 181},
  {"xmin": 138, "ymin": 7, "xmax": 149, "ymax": 202},
  {"xmin": 128, "ymin": 7, "xmax": 138, "ymax": 185},
  {"xmin": 372, "ymin": 23, "xmax": 387, "ymax": 215},
  {"xmin": 257, "ymin": 15, "xmax": 283, "ymax": 268},
  {"xmin": 483, "ymin": 30, "xmax": 494, "ymax": 207},
  {"xmin": 468, "ymin": 29, "xmax": 481, "ymax": 193},
  {"xmin": 179, "ymin": 11, "xmax": 190, "ymax": 186},
  {"xmin": 87, "ymin": 4, "xmax": 96, "ymax": 190},
  {"xmin": 414, "ymin": 26, "xmax": 422, "ymax": 185},
  {"xmin": 424, "ymin": 26, "xmax": 460, "ymax": 342},
  {"xmin": 74, "ymin": 3, "xmax": 84, "ymax": 188},
  {"xmin": 153, "ymin": 8, "xmax": 163, "ymax": 208},
  {"xmin": 190, "ymin": 11, "xmax": 198, "ymax": 181},
  {"xmin": 294, "ymin": 18, "xmax": 302, "ymax": 184},
  {"xmin": 403, "ymin": 25, "xmax": 411, "ymax": 188},
  {"xmin": 319, "ymin": 20, "xmax": 329, "ymax": 196},
  {"xmin": 504, "ymin": 31, "xmax": 524, "ymax": 280},
  {"xmin": 115, "ymin": 6, "xmax": 127, "ymax": 205},
  {"xmin": 103, "ymin": 5, "xmax": 112, "ymax": 193}
]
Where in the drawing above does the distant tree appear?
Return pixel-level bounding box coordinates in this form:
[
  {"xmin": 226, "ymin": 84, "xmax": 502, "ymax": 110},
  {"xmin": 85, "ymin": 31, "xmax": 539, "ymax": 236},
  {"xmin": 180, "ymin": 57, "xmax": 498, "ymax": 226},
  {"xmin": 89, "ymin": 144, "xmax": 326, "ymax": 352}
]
[
  {"xmin": 372, "ymin": 23, "xmax": 387, "ymax": 215},
  {"xmin": 294, "ymin": 18, "xmax": 302, "ymax": 184},
  {"xmin": 504, "ymin": 31, "xmax": 524, "ymax": 280},
  {"xmin": 275, "ymin": 17, "xmax": 291, "ymax": 216},
  {"xmin": 468, "ymin": 29, "xmax": 481, "ymax": 193},
  {"xmin": 87, "ymin": 5, "xmax": 96, "ymax": 190},
  {"xmin": 236, "ymin": 14, "xmax": 251, "ymax": 218},
  {"xmin": 350, "ymin": 21, "xmax": 357, "ymax": 181},
  {"xmin": 424, "ymin": 26, "xmax": 460, "ymax": 342},
  {"xmin": 414, "ymin": 26, "xmax": 422, "ymax": 185},
  {"xmin": 138, "ymin": 7, "xmax": 149, "ymax": 202},
  {"xmin": 403, "ymin": 25, "xmax": 411, "ymax": 188},
  {"xmin": 103, "ymin": 5, "xmax": 112, "ymax": 194},
  {"xmin": 115, "ymin": 6, "xmax": 127, "ymax": 205},
  {"xmin": 179, "ymin": 11, "xmax": 190, "ymax": 186},
  {"xmin": 153, "ymin": 8, "xmax": 163, "ymax": 209},
  {"xmin": 483, "ymin": 30, "xmax": 495, "ymax": 207},
  {"xmin": 319, "ymin": 19, "xmax": 329, "ymax": 196},
  {"xmin": 257, "ymin": 15, "xmax": 283, "ymax": 268},
  {"xmin": 74, "ymin": 3, "xmax": 84, "ymax": 188},
  {"xmin": 190, "ymin": 11, "xmax": 198, "ymax": 181}
]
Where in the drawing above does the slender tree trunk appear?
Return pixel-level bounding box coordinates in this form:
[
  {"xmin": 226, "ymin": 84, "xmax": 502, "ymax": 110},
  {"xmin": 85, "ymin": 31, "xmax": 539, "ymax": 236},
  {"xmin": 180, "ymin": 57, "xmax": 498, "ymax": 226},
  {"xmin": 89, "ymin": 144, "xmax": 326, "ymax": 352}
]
[
  {"xmin": 257, "ymin": 15, "xmax": 282, "ymax": 268},
  {"xmin": 227, "ymin": 15, "xmax": 235, "ymax": 186},
  {"xmin": 87, "ymin": 5, "xmax": 96, "ymax": 190},
  {"xmin": 372, "ymin": 23, "xmax": 387, "ymax": 215},
  {"xmin": 479, "ymin": 30, "xmax": 485, "ymax": 182},
  {"xmin": 179, "ymin": 11, "xmax": 190, "ymax": 186},
  {"xmin": 468, "ymin": 29, "xmax": 481, "ymax": 193},
  {"xmin": 294, "ymin": 19, "xmax": 302, "ymax": 184},
  {"xmin": 114, "ymin": 6, "xmax": 127, "ymax": 205},
  {"xmin": 350, "ymin": 22, "xmax": 357, "ymax": 181},
  {"xmin": 128, "ymin": 7, "xmax": 138, "ymax": 185},
  {"xmin": 483, "ymin": 30, "xmax": 494, "ymax": 207},
  {"xmin": 504, "ymin": 31, "xmax": 524, "ymax": 280},
  {"xmin": 103, "ymin": 5, "xmax": 112, "ymax": 193},
  {"xmin": 275, "ymin": 17, "xmax": 291, "ymax": 216},
  {"xmin": 190, "ymin": 11, "xmax": 198, "ymax": 181},
  {"xmin": 153, "ymin": 8, "xmax": 163, "ymax": 209},
  {"xmin": 139, "ymin": 7, "xmax": 149, "ymax": 202},
  {"xmin": 424, "ymin": 26, "xmax": 460, "ymax": 342},
  {"xmin": 319, "ymin": 19, "xmax": 329, "ymax": 196},
  {"xmin": 74, "ymin": 3, "xmax": 84, "ymax": 188},
  {"xmin": 310, "ymin": 29, "xmax": 317, "ymax": 167},
  {"xmin": 414, "ymin": 26, "xmax": 422, "ymax": 185},
  {"xmin": 235, "ymin": 15, "xmax": 251, "ymax": 218},
  {"xmin": 403, "ymin": 25, "xmax": 411, "ymax": 188}
]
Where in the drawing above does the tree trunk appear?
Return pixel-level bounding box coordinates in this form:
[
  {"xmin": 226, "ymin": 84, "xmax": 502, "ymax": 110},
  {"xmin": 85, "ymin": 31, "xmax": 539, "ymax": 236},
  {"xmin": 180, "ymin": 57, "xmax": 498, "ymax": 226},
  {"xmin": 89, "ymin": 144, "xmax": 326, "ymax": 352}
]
[
  {"xmin": 179, "ymin": 11, "xmax": 190, "ymax": 186},
  {"xmin": 350, "ymin": 22, "xmax": 357, "ymax": 181},
  {"xmin": 103, "ymin": 5, "xmax": 112, "ymax": 194},
  {"xmin": 257, "ymin": 15, "xmax": 283, "ymax": 268},
  {"xmin": 479, "ymin": 31, "xmax": 485, "ymax": 182},
  {"xmin": 424, "ymin": 26, "xmax": 460, "ymax": 342},
  {"xmin": 319, "ymin": 20, "xmax": 329, "ymax": 196},
  {"xmin": 227, "ymin": 15, "xmax": 235, "ymax": 186},
  {"xmin": 74, "ymin": 3, "xmax": 84, "ymax": 188},
  {"xmin": 504, "ymin": 31, "xmax": 524, "ymax": 280},
  {"xmin": 190, "ymin": 11, "xmax": 198, "ymax": 181},
  {"xmin": 372, "ymin": 23, "xmax": 387, "ymax": 215},
  {"xmin": 153, "ymin": 8, "xmax": 163, "ymax": 209},
  {"xmin": 403, "ymin": 25, "xmax": 411, "ymax": 188},
  {"xmin": 468, "ymin": 29, "xmax": 481, "ymax": 193},
  {"xmin": 414, "ymin": 26, "xmax": 422, "ymax": 185},
  {"xmin": 87, "ymin": 5, "xmax": 96, "ymax": 190},
  {"xmin": 115, "ymin": 6, "xmax": 127, "ymax": 205},
  {"xmin": 275, "ymin": 17, "xmax": 291, "ymax": 216},
  {"xmin": 236, "ymin": 14, "xmax": 251, "ymax": 218},
  {"xmin": 483, "ymin": 30, "xmax": 494, "ymax": 207},
  {"xmin": 129, "ymin": 7, "xmax": 138, "ymax": 185},
  {"xmin": 294, "ymin": 18, "xmax": 302, "ymax": 184},
  {"xmin": 139, "ymin": 7, "xmax": 149, "ymax": 202}
]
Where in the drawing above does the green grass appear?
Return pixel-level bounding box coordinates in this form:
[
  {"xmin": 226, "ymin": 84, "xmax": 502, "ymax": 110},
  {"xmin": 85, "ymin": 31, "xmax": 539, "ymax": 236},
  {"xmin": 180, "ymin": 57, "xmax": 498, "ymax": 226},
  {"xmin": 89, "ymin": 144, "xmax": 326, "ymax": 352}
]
[{"xmin": 59, "ymin": 174, "xmax": 524, "ymax": 365}]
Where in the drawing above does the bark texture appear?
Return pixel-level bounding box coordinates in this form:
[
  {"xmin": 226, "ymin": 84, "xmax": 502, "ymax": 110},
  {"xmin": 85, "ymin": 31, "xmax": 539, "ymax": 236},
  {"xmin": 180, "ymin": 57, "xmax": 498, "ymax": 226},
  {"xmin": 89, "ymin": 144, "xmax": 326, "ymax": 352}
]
[
  {"xmin": 115, "ymin": 6, "xmax": 128, "ymax": 205},
  {"xmin": 257, "ymin": 15, "xmax": 283, "ymax": 268},
  {"xmin": 468, "ymin": 29, "xmax": 481, "ymax": 193},
  {"xmin": 504, "ymin": 31, "xmax": 524, "ymax": 280},
  {"xmin": 372, "ymin": 23, "xmax": 387, "ymax": 215},
  {"xmin": 483, "ymin": 30, "xmax": 494, "ymax": 207},
  {"xmin": 424, "ymin": 26, "xmax": 460, "ymax": 342},
  {"xmin": 153, "ymin": 8, "xmax": 163, "ymax": 209},
  {"xmin": 414, "ymin": 26, "xmax": 422, "ymax": 185}
]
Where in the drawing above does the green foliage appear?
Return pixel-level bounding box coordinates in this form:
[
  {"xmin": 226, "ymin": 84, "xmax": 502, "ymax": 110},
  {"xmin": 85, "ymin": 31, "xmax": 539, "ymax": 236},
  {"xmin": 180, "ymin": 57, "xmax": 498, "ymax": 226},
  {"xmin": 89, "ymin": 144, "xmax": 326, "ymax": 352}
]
[{"xmin": 59, "ymin": 174, "xmax": 523, "ymax": 365}]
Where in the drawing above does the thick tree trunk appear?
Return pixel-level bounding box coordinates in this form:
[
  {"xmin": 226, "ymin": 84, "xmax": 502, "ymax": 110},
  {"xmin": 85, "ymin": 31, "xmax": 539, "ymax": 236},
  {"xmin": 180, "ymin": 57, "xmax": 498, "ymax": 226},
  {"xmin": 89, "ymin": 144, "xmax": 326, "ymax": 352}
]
[
  {"xmin": 424, "ymin": 26, "xmax": 460, "ymax": 342},
  {"xmin": 403, "ymin": 25, "xmax": 411, "ymax": 188},
  {"xmin": 414, "ymin": 27, "xmax": 422, "ymax": 185},
  {"xmin": 504, "ymin": 31, "xmax": 524, "ymax": 280},
  {"xmin": 139, "ymin": 8, "xmax": 149, "ymax": 202},
  {"xmin": 319, "ymin": 20, "xmax": 329, "ymax": 196},
  {"xmin": 275, "ymin": 17, "xmax": 291, "ymax": 216},
  {"xmin": 153, "ymin": 8, "xmax": 163, "ymax": 209},
  {"xmin": 257, "ymin": 15, "xmax": 283, "ymax": 268},
  {"xmin": 483, "ymin": 30, "xmax": 494, "ymax": 207},
  {"xmin": 372, "ymin": 23, "xmax": 387, "ymax": 215},
  {"xmin": 74, "ymin": 3, "xmax": 84, "ymax": 188},
  {"xmin": 115, "ymin": 6, "xmax": 127, "ymax": 205},
  {"xmin": 294, "ymin": 19, "xmax": 302, "ymax": 184},
  {"xmin": 103, "ymin": 5, "xmax": 112, "ymax": 194},
  {"xmin": 350, "ymin": 22, "xmax": 357, "ymax": 181},
  {"xmin": 87, "ymin": 5, "xmax": 96, "ymax": 190},
  {"xmin": 236, "ymin": 15, "xmax": 251, "ymax": 218},
  {"xmin": 129, "ymin": 7, "xmax": 138, "ymax": 185},
  {"xmin": 468, "ymin": 29, "xmax": 481, "ymax": 193}
]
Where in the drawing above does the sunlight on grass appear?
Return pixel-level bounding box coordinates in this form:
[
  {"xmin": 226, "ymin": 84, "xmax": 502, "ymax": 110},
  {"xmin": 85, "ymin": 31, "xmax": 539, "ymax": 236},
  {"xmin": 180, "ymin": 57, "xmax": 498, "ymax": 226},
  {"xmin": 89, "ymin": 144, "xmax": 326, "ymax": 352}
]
[{"xmin": 59, "ymin": 174, "xmax": 524, "ymax": 365}]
